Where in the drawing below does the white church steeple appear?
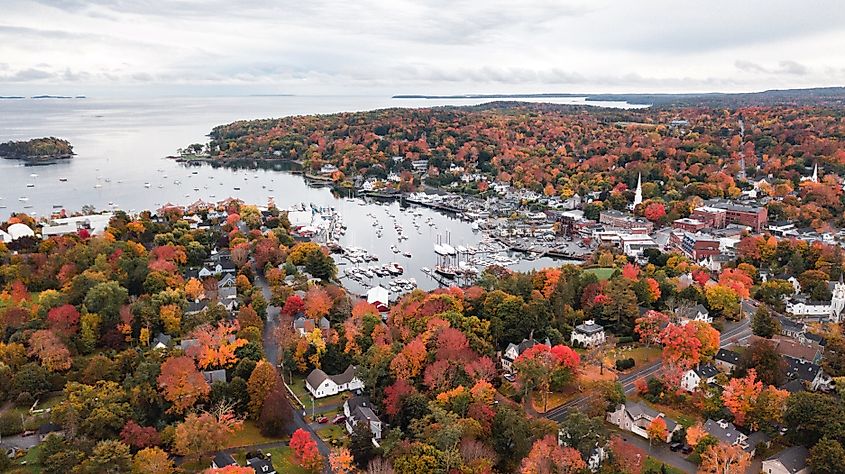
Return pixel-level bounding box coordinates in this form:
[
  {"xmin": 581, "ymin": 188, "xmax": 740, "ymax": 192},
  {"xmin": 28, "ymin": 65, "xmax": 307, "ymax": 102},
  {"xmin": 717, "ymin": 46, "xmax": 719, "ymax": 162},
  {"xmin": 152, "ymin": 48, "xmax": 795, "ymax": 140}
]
[{"xmin": 632, "ymin": 172, "xmax": 643, "ymax": 209}]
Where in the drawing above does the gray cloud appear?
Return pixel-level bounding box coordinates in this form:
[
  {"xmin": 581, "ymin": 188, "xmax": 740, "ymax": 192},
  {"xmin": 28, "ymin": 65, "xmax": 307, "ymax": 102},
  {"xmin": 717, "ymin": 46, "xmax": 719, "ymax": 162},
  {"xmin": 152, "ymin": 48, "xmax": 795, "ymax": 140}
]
[{"xmin": 0, "ymin": 0, "xmax": 844, "ymax": 94}]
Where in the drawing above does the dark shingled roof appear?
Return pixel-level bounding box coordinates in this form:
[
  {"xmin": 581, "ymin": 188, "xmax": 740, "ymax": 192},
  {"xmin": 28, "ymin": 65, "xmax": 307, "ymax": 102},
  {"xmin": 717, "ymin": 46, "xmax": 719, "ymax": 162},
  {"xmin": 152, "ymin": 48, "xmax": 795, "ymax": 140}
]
[
  {"xmin": 765, "ymin": 445, "xmax": 809, "ymax": 473},
  {"xmin": 213, "ymin": 452, "xmax": 237, "ymax": 468},
  {"xmin": 715, "ymin": 348, "xmax": 741, "ymax": 365}
]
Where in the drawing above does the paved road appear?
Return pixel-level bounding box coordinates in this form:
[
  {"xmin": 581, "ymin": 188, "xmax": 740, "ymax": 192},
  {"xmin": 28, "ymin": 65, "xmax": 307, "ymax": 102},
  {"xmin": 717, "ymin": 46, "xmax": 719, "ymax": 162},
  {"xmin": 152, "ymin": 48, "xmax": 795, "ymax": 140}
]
[
  {"xmin": 545, "ymin": 312, "xmax": 752, "ymax": 423},
  {"xmin": 255, "ymin": 273, "xmax": 333, "ymax": 472}
]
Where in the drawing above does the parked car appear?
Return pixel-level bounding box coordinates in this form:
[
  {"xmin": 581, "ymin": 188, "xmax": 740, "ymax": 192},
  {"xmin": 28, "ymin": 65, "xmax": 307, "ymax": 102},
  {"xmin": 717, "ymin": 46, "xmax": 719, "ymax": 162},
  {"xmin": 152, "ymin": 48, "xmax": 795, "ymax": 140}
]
[
  {"xmin": 503, "ymin": 373, "xmax": 516, "ymax": 382},
  {"xmin": 669, "ymin": 442, "xmax": 682, "ymax": 452},
  {"xmin": 331, "ymin": 415, "xmax": 346, "ymax": 424},
  {"xmin": 316, "ymin": 416, "xmax": 329, "ymax": 424},
  {"xmin": 681, "ymin": 445, "xmax": 693, "ymax": 455}
]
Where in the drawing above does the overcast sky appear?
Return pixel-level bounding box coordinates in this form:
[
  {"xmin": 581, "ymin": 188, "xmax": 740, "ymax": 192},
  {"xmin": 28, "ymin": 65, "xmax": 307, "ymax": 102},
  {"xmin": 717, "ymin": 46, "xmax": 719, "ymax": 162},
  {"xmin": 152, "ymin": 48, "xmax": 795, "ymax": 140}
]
[{"xmin": 2, "ymin": 0, "xmax": 844, "ymax": 96}]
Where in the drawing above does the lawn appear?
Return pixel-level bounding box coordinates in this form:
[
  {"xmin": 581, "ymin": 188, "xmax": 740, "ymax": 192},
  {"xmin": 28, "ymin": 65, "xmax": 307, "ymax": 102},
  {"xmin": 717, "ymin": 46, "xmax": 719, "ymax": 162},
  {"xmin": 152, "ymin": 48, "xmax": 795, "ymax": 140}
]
[
  {"xmin": 584, "ymin": 267, "xmax": 615, "ymax": 280},
  {"xmin": 530, "ymin": 387, "xmax": 578, "ymax": 414},
  {"xmin": 643, "ymin": 457, "xmax": 686, "ymax": 474},
  {"xmin": 629, "ymin": 395, "xmax": 699, "ymax": 428},
  {"xmin": 226, "ymin": 420, "xmax": 286, "ymax": 448},
  {"xmin": 232, "ymin": 446, "xmax": 310, "ymax": 474},
  {"xmin": 604, "ymin": 345, "xmax": 662, "ymax": 371},
  {"xmin": 6, "ymin": 444, "xmax": 43, "ymax": 474},
  {"xmin": 315, "ymin": 423, "xmax": 348, "ymax": 446}
]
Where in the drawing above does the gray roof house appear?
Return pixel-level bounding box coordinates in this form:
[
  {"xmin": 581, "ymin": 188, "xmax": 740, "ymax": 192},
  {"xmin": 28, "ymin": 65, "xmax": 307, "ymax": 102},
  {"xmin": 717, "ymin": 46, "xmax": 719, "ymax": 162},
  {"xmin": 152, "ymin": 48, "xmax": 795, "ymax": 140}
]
[
  {"xmin": 714, "ymin": 348, "xmax": 741, "ymax": 373},
  {"xmin": 202, "ymin": 369, "xmax": 228, "ymax": 385},
  {"xmin": 306, "ymin": 365, "xmax": 364, "ymax": 398},
  {"xmin": 762, "ymin": 445, "xmax": 809, "ymax": 474},
  {"xmin": 212, "ymin": 452, "xmax": 238, "ymax": 469},
  {"xmin": 344, "ymin": 396, "xmax": 383, "ymax": 442},
  {"xmin": 703, "ymin": 419, "xmax": 768, "ymax": 456},
  {"xmin": 681, "ymin": 363, "xmax": 719, "ymax": 393},
  {"xmin": 606, "ymin": 402, "xmax": 680, "ymax": 443}
]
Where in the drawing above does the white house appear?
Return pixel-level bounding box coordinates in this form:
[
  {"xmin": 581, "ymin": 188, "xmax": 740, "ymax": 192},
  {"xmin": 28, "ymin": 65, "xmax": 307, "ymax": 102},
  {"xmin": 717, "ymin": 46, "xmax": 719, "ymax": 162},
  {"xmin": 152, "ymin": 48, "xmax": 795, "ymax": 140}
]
[
  {"xmin": 367, "ymin": 285, "xmax": 389, "ymax": 312},
  {"xmin": 571, "ymin": 320, "xmax": 606, "ymax": 348},
  {"xmin": 762, "ymin": 446, "xmax": 809, "ymax": 474},
  {"xmin": 6, "ymin": 223, "xmax": 34, "ymax": 241},
  {"xmin": 40, "ymin": 213, "xmax": 113, "ymax": 238},
  {"xmin": 0, "ymin": 228, "xmax": 10, "ymax": 243},
  {"xmin": 305, "ymin": 365, "xmax": 364, "ymax": 398},
  {"xmin": 680, "ymin": 364, "xmax": 719, "ymax": 392},
  {"xmin": 676, "ymin": 304, "xmax": 712, "ymax": 325},
  {"xmin": 606, "ymin": 402, "xmax": 679, "ymax": 443},
  {"xmin": 344, "ymin": 396, "xmax": 383, "ymax": 443},
  {"xmin": 501, "ymin": 338, "xmax": 547, "ymax": 373}
]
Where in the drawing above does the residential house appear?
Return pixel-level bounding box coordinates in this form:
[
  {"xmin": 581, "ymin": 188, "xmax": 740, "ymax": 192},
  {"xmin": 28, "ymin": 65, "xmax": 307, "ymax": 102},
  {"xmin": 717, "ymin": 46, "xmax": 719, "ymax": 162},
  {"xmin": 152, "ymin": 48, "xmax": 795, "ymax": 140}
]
[
  {"xmin": 246, "ymin": 456, "xmax": 276, "ymax": 474},
  {"xmin": 344, "ymin": 396, "xmax": 383, "ymax": 442},
  {"xmin": 571, "ymin": 320, "xmax": 606, "ymax": 348},
  {"xmin": 703, "ymin": 419, "xmax": 768, "ymax": 457},
  {"xmin": 212, "ymin": 452, "xmax": 238, "ymax": 469},
  {"xmin": 293, "ymin": 315, "xmax": 330, "ymax": 337},
  {"xmin": 676, "ymin": 304, "xmax": 712, "ymax": 325},
  {"xmin": 606, "ymin": 402, "xmax": 680, "ymax": 443},
  {"xmin": 151, "ymin": 333, "xmax": 173, "ymax": 350},
  {"xmin": 367, "ymin": 285, "xmax": 389, "ymax": 312},
  {"xmin": 714, "ymin": 349, "xmax": 741, "ymax": 373},
  {"xmin": 202, "ymin": 369, "xmax": 228, "ymax": 385},
  {"xmin": 501, "ymin": 338, "xmax": 548, "ymax": 373},
  {"xmin": 761, "ymin": 446, "xmax": 809, "ymax": 474},
  {"xmin": 783, "ymin": 355, "xmax": 831, "ymax": 391},
  {"xmin": 750, "ymin": 335, "xmax": 822, "ymax": 364},
  {"xmin": 218, "ymin": 286, "xmax": 238, "ymax": 312},
  {"xmin": 305, "ymin": 365, "xmax": 364, "ymax": 398},
  {"xmin": 179, "ymin": 338, "xmax": 199, "ymax": 352},
  {"xmin": 217, "ymin": 273, "xmax": 236, "ymax": 288},
  {"xmin": 185, "ymin": 300, "xmax": 209, "ymax": 315},
  {"xmin": 680, "ymin": 364, "xmax": 719, "ymax": 392}
]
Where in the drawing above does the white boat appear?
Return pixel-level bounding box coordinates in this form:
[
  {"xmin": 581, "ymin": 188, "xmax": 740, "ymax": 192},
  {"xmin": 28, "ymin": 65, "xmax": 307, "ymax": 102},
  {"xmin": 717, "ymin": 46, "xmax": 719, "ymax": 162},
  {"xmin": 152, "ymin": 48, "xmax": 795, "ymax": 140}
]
[
  {"xmin": 18, "ymin": 197, "xmax": 28, "ymax": 202},
  {"xmin": 59, "ymin": 178, "xmax": 67, "ymax": 182},
  {"xmin": 26, "ymin": 184, "xmax": 34, "ymax": 188},
  {"xmin": 94, "ymin": 184, "xmax": 102, "ymax": 189},
  {"xmin": 144, "ymin": 183, "xmax": 151, "ymax": 188},
  {"xmin": 402, "ymin": 251, "xmax": 411, "ymax": 258}
]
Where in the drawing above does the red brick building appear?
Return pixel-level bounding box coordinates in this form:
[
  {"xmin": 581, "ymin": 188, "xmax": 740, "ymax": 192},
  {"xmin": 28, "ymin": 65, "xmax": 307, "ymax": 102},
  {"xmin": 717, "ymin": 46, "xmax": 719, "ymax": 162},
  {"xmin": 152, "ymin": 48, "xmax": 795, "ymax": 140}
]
[
  {"xmin": 672, "ymin": 218, "xmax": 707, "ymax": 232},
  {"xmin": 669, "ymin": 231, "xmax": 721, "ymax": 260},
  {"xmin": 599, "ymin": 210, "xmax": 654, "ymax": 234},
  {"xmin": 696, "ymin": 202, "xmax": 767, "ymax": 231},
  {"xmin": 691, "ymin": 206, "xmax": 727, "ymax": 229}
]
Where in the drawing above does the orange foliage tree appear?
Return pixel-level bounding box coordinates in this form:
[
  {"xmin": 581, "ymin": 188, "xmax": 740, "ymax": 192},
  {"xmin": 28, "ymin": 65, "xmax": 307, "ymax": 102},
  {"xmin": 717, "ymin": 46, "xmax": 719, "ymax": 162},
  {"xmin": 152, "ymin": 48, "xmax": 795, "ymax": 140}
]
[
  {"xmin": 659, "ymin": 323, "xmax": 702, "ymax": 370},
  {"xmin": 304, "ymin": 286, "xmax": 332, "ymax": 320},
  {"xmin": 721, "ymin": 368, "xmax": 762, "ymax": 427},
  {"xmin": 157, "ymin": 356, "xmax": 210, "ymax": 414},
  {"xmin": 290, "ymin": 428, "xmax": 323, "ymax": 473},
  {"xmin": 520, "ymin": 435, "xmax": 586, "ymax": 474},
  {"xmin": 698, "ymin": 444, "xmax": 750, "ymax": 474},
  {"xmin": 28, "ymin": 329, "xmax": 72, "ymax": 372},
  {"xmin": 186, "ymin": 321, "xmax": 247, "ymax": 369}
]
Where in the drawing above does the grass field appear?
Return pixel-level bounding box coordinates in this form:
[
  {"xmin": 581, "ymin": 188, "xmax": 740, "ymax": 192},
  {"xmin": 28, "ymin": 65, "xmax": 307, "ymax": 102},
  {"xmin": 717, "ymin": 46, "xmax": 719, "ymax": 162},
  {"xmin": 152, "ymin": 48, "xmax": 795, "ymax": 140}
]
[
  {"xmin": 226, "ymin": 420, "xmax": 286, "ymax": 448},
  {"xmin": 604, "ymin": 345, "xmax": 662, "ymax": 371},
  {"xmin": 6, "ymin": 444, "xmax": 43, "ymax": 474},
  {"xmin": 643, "ymin": 456, "xmax": 686, "ymax": 474},
  {"xmin": 233, "ymin": 446, "xmax": 310, "ymax": 474},
  {"xmin": 584, "ymin": 267, "xmax": 616, "ymax": 280},
  {"xmin": 315, "ymin": 423, "xmax": 348, "ymax": 446}
]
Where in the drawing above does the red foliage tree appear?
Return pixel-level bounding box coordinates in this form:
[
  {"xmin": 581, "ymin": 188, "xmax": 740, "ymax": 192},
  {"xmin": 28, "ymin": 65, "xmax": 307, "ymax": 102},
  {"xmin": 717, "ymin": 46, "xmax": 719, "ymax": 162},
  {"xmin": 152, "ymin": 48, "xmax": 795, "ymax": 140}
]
[
  {"xmin": 281, "ymin": 294, "xmax": 305, "ymax": 316},
  {"xmin": 659, "ymin": 323, "xmax": 702, "ymax": 370},
  {"xmin": 120, "ymin": 420, "xmax": 160, "ymax": 449},
  {"xmin": 47, "ymin": 304, "xmax": 80, "ymax": 338},
  {"xmin": 290, "ymin": 428, "xmax": 323, "ymax": 473}
]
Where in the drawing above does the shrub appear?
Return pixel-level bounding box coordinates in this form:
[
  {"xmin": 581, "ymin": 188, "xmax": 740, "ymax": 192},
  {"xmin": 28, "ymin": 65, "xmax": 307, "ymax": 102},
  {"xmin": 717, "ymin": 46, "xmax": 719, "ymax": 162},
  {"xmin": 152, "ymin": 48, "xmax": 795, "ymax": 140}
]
[
  {"xmin": 0, "ymin": 411, "xmax": 24, "ymax": 436},
  {"xmin": 615, "ymin": 358, "xmax": 636, "ymax": 371}
]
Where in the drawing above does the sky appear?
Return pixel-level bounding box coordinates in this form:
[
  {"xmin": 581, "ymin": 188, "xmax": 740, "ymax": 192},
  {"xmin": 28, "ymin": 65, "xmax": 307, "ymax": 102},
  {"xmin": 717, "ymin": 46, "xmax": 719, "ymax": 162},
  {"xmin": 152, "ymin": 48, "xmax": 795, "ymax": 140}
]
[{"xmin": 2, "ymin": 0, "xmax": 844, "ymax": 97}]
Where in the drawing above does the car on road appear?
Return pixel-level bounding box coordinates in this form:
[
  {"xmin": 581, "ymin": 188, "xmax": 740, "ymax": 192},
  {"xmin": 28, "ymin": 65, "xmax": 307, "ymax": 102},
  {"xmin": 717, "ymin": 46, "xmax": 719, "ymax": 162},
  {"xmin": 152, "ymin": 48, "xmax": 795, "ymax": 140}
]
[
  {"xmin": 680, "ymin": 445, "xmax": 693, "ymax": 455},
  {"xmin": 669, "ymin": 442, "xmax": 682, "ymax": 452},
  {"xmin": 331, "ymin": 415, "xmax": 346, "ymax": 424},
  {"xmin": 316, "ymin": 416, "xmax": 329, "ymax": 424}
]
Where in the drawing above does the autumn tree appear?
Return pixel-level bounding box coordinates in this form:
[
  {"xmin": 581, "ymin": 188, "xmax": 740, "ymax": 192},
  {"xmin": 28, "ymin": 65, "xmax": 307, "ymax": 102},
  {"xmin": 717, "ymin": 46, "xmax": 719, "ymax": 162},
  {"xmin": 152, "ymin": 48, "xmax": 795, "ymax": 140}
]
[
  {"xmin": 646, "ymin": 417, "xmax": 668, "ymax": 446},
  {"xmin": 721, "ymin": 369, "xmax": 762, "ymax": 427},
  {"xmin": 513, "ymin": 344, "xmax": 580, "ymax": 412},
  {"xmin": 46, "ymin": 304, "xmax": 80, "ymax": 338},
  {"xmin": 635, "ymin": 310, "xmax": 668, "ymax": 346},
  {"xmin": 809, "ymin": 437, "xmax": 845, "ymax": 474},
  {"xmin": 28, "ymin": 329, "xmax": 72, "ymax": 372},
  {"xmin": 186, "ymin": 321, "xmax": 248, "ymax": 369},
  {"xmin": 304, "ymin": 286, "xmax": 332, "ymax": 320},
  {"xmin": 120, "ymin": 420, "xmax": 160, "ymax": 449},
  {"xmin": 160, "ymin": 304, "xmax": 182, "ymax": 335},
  {"xmin": 282, "ymin": 294, "xmax": 305, "ymax": 316},
  {"xmin": 132, "ymin": 447, "xmax": 174, "ymax": 474},
  {"xmin": 248, "ymin": 360, "xmax": 278, "ymax": 419},
  {"xmin": 259, "ymin": 383, "xmax": 292, "ymax": 437},
  {"xmin": 688, "ymin": 320, "xmax": 720, "ymax": 360},
  {"xmin": 185, "ymin": 278, "xmax": 204, "ymax": 301},
  {"xmin": 698, "ymin": 443, "xmax": 750, "ymax": 474},
  {"xmin": 174, "ymin": 409, "xmax": 242, "ymax": 460},
  {"xmin": 157, "ymin": 356, "xmax": 210, "ymax": 414},
  {"xmin": 290, "ymin": 428, "xmax": 323, "ymax": 473},
  {"xmin": 520, "ymin": 435, "xmax": 586, "ymax": 474},
  {"xmin": 686, "ymin": 423, "xmax": 707, "ymax": 448},
  {"xmin": 329, "ymin": 447, "xmax": 356, "ymax": 474},
  {"xmin": 659, "ymin": 323, "xmax": 702, "ymax": 370},
  {"xmin": 389, "ymin": 337, "xmax": 428, "ymax": 380}
]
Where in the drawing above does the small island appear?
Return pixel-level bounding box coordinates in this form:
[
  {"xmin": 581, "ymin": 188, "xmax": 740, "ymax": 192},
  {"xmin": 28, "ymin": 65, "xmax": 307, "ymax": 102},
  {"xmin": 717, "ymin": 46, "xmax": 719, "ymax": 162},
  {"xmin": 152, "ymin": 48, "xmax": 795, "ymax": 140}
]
[{"xmin": 0, "ymin": 137, "xmax": 74, "ymax": 165}]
